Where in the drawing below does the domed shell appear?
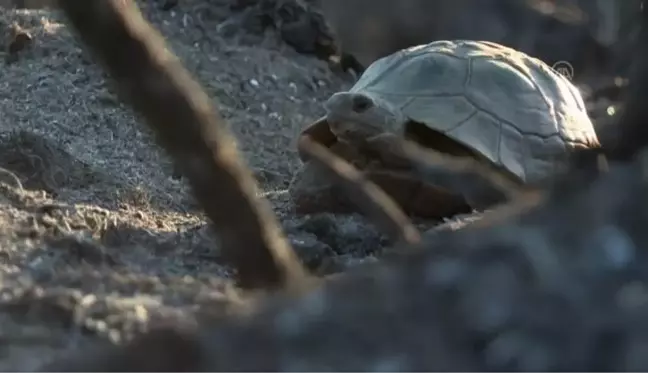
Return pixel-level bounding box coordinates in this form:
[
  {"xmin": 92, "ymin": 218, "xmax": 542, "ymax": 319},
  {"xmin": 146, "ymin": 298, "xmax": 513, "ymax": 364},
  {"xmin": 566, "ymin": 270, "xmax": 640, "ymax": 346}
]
[{"xmin": 347, "ymin": 40, "xmax": 600, "ymax": 184}]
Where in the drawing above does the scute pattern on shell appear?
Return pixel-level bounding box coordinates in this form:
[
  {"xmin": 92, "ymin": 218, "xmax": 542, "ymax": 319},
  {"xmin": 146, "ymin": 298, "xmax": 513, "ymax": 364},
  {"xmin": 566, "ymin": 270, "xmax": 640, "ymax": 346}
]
[{"xmin": 349, "ymin": 40, "xmax": 600, "ymax": 183}]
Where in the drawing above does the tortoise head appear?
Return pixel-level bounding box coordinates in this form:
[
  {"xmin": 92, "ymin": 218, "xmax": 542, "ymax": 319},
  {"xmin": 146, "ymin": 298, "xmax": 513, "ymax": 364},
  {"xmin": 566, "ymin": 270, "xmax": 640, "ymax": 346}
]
[
  {"xmin": 323, "ymin": 92, "xmax": 408, "ymax": 143},
  {"xmin": 297, "ymin": 92, "xmax": 408, "ymax": 162}
]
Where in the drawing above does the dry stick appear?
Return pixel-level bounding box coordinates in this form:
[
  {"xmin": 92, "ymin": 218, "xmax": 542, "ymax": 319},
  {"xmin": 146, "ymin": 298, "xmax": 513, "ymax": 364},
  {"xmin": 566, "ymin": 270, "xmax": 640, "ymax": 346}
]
[
  {"xmin": 56, "ymin": 0, "xmax": 306, "ymax": 290},
  {"xmin": 298, "ymin": 137, "xmax": 421, "ymax": 245}
]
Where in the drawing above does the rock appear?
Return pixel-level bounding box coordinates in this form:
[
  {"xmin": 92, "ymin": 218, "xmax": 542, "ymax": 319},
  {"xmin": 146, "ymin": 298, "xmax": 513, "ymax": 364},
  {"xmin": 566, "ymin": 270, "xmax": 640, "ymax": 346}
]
[{"xmin": 286, "ymin": 231, "xmax": 335, "ymax": 270}]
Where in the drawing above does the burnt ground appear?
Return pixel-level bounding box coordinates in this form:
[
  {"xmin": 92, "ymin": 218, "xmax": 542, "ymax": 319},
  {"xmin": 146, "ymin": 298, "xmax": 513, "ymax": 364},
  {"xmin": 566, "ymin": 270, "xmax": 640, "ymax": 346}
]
[
  {"xmin": 0, "ymin": 2, "xmax": 390, "ymax": 369},
  {"xmin": 0, "ymin": 1, "xmax": 625, "ymax": 370}
]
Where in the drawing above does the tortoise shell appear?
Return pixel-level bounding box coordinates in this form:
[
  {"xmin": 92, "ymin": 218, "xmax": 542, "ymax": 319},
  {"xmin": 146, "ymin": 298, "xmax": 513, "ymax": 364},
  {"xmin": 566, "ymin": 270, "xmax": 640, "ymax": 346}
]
[{"xmin": 301, "ymin": 40, "xmax": 600, "ymax": 185}]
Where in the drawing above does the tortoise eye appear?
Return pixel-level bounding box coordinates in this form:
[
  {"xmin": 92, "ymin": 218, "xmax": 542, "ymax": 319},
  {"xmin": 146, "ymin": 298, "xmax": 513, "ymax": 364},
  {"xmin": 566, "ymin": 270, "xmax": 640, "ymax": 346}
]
[{"xmin": 351, "ymin": 95, "xmax": 373, "ymax": 113}]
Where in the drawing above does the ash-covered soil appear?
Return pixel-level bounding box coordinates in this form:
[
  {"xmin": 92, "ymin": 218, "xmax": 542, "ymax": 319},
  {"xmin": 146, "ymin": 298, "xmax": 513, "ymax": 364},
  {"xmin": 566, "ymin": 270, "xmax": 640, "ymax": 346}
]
[
  {"xmin": 0, "ymin": 1, "xmax": 624, "ymax": 370},
  {"xmin": 0, "ymin": 2, "xmax": 397, "ymax": 370}
]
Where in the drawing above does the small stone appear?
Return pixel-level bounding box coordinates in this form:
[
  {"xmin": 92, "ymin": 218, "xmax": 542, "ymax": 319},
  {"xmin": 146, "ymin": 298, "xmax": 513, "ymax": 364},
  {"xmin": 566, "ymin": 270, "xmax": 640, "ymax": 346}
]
[{"xmin": 287, "ymin": 232, "xmax": 334, "ymax": 270}]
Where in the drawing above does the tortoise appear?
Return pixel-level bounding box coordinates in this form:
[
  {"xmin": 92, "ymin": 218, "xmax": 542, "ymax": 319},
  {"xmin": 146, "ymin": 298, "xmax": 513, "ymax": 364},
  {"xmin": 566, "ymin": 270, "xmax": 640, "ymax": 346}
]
[{"xmin": 291, "ymin": 40, "xmax": 600, "ymax": 218}]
